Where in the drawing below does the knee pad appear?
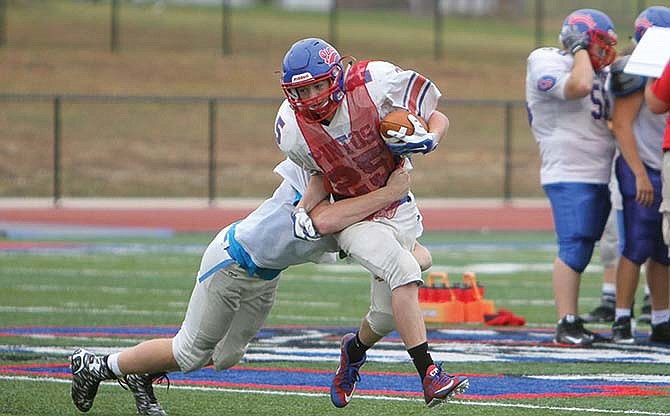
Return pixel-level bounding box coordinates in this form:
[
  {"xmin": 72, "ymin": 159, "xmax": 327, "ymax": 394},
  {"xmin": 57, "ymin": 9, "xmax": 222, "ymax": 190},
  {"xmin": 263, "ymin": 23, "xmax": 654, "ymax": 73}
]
[
  {"xmin": 365, "ymin": 310, "xmax": 395, "ymax": 337},
  {"xmin": 558, "ymin": 239, "xmax": 595, "ymax": 273},
  {"xmin": 212, "ymin": 347, "xmax": 245, "ymax": 371},
  {"xmin": 173, "ymin": 343, "xmax": 213, "ymax": 373}
]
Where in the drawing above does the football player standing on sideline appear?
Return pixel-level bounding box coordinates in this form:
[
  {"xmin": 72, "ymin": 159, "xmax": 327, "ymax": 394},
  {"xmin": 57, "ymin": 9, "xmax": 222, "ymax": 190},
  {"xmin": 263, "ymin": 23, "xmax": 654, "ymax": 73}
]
[
  {"xmin": 609, "ymin": 6, "xmax": 670, "ymax": 345},
  {"xmin": 526, "ymin": 9, "xmax": 618, "ymax": 346},
  {"xmin": 69, "ymin": 158, "xmax": 414, "ymax": 416},
  {"xmin": 274, "ymin": 38, "xmax": 468, "ymax": 408}
]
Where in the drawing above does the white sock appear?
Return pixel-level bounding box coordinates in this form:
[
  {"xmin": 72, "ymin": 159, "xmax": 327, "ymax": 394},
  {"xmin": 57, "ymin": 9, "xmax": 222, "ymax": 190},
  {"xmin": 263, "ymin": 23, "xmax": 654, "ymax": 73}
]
[
  {"xmin": 615, "ymin": 308, "xmax": 631, "ymax": 321},
  {"xmin": 107, "ymin": 352, "xmax": 124, "ymax": 377},
  {"xmin": 602, "ymin": 282, "xmax": 616, "ymax": 295},
  {"xmin": 651, "ymin": 309, "xmax": 670, "ymax": 326}
]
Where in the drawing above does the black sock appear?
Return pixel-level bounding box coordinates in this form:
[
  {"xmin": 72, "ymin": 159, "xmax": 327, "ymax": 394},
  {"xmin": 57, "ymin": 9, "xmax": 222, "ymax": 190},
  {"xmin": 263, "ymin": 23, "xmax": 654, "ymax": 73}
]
[
  {"xmin": 346, "ymin": 332, "xmax": 370, "ymax": 363},
  {"xmin": 408, "ymin": 342, "xmax": 433, "ymax": 379}
]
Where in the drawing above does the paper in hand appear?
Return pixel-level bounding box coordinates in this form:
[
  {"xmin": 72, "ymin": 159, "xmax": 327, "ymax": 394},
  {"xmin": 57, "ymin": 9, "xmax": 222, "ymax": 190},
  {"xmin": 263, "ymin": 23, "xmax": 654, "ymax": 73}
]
[{"xmin": 624, "ymin": 26, "xmax": 670, "ymax": 78}]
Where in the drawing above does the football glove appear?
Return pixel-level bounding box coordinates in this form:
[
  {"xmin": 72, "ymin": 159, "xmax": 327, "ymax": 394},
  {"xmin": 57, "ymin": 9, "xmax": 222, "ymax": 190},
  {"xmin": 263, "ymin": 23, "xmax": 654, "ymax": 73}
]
[
  {"xmin": 385, "ymin": 115, "xmax": 437, "ymax": 155},
  {"xmin": 561, "ymin": 24, "xmax": 590, "ymax": 55},
  {"xmin": 291, "ymin": 207, "xmax": 321, "ymax": 241}
]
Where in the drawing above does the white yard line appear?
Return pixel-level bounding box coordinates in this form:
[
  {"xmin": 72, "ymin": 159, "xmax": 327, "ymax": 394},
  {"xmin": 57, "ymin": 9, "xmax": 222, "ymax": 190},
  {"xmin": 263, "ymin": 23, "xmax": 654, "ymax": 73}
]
[{"xmin": 1, "ymin": 375, "xmax": 668, "ymax": 416}]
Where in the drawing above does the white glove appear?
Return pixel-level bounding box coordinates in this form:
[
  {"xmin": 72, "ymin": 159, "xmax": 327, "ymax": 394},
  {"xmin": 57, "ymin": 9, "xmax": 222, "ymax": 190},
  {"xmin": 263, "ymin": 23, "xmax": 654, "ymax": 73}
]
[
  {"xmin": 291, "ymin": 207, "xmax": 321, "ymax": 241},
  {"xmin": 385, "ymin": 115, "xmax": 437, "ymax": 155}
]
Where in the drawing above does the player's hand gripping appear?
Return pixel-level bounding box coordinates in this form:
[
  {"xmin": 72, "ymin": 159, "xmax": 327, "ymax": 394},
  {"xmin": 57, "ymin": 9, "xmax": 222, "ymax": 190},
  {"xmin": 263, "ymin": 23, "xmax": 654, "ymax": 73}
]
[
  {"xmin": 561, "ymin": 25, "xmax": 590, "ymax": 55},
  {"xmin": 385, "ymin": 115, "xmax": 437, "ymax": 156},
  {"xmin": 291, "ymin": 207, "xmax": 321, "ymax": 241},
  {"xmin": 385, "ymin": 166, "xmax": 411, "ymax": 201}
]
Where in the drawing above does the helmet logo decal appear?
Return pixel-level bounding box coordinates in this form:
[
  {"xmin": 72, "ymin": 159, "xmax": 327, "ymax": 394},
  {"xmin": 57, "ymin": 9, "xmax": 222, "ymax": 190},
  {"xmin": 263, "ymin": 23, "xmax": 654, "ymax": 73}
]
[
  {"xmin": 635, "ymin": 16, "xmax": 653, "ymax": 39},
  {"xmin": 319, "ymin": 47, "xmax": 338, "ymax": 65},
  {"xmin": 568, "ymin": 13, "xmax": 597, "ymax": 29}
]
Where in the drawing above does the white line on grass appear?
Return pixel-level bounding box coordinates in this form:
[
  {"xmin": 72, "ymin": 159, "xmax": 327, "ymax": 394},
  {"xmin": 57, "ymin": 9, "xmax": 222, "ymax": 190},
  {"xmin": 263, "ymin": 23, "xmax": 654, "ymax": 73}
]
[
  {"xmin": 0, "ymin": 305, "xmax": 181, "ymax": 316},
  {"xmin": 1, "ymin": 375, "xmax": 668, "ymax": 416}
]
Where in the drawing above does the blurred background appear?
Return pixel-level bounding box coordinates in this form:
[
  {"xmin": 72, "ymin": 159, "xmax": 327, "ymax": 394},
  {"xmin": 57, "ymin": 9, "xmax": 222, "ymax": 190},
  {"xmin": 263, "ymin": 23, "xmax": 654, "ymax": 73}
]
[{"xmin": 0, "ymin": 0, "xmax": 655, "ymax": 203}]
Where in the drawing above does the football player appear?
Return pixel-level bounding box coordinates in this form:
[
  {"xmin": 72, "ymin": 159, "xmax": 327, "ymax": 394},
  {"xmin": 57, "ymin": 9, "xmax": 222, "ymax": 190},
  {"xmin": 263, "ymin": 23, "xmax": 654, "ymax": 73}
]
[
  {"xmin": 69, "ymin": 158, "xmax": 416, "ymax": 415},
  {"xmin": 525, "ymin": 9, "xmax": 618, "ymax": 346},
  {"xmin": 275, "ymin": 38, "xmax": 467, "ymax": 409},
  {"xmin": 609, "ymin": 6, "xmax": 670, "ymax": 344}
]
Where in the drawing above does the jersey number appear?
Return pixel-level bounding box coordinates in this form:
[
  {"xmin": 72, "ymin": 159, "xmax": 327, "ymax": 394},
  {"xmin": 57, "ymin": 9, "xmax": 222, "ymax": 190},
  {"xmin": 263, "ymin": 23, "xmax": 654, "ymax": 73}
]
[
  {"xmin": 275, "ymin": 116, "xmax": 285, "ymax": 144},
  {"xmin": 590, "ymin": 79, "xmax": 610, "ymax": 121}
]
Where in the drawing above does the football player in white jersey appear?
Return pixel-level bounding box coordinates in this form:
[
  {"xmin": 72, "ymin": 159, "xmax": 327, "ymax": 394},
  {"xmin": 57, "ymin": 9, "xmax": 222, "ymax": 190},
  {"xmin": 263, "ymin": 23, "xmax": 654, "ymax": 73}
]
[
  {"xmin": 69, "ymin": 158, "xmax": 414, "ymax": 415},
  {"xmin": 609, "ymin": 6, "xmax": 670, "ymax": 345},
  {"xmin": 526, "ymin": 9, "xmax": 618, "ymax": 346},
  {"xmin": 274, "ymin": 38, "xmax": 468, "ymax": 408}
]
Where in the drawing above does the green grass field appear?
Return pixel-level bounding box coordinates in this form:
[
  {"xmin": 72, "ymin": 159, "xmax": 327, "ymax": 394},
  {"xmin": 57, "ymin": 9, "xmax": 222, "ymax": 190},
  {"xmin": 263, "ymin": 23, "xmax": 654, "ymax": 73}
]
[{"xmin": 1, "ymin": 230, "xmax": 668, "ymax": 415}]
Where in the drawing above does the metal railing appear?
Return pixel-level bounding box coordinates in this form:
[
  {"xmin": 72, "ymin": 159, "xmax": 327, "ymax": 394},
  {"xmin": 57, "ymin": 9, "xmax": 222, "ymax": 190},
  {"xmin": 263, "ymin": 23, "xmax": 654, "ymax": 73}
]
[
  {"xmin": 0, "ymin": 93, "xmax": 530, "ymax": 205},
  {"xmin": 0, "ymin": 0, "xmax": 650, "ymax": 56}
]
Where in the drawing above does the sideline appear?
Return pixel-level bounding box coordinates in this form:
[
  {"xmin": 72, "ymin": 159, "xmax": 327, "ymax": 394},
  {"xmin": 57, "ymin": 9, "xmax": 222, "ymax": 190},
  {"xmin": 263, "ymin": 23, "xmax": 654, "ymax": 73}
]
[{"xmin": 0, "ymin": 198, "xmax": 553, "ymax": 232}]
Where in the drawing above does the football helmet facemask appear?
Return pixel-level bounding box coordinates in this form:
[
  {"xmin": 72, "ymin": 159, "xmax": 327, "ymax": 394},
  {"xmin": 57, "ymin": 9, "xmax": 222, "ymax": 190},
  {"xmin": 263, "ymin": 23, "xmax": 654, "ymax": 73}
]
[
  {"xmin": 281, "ymin": 38, "xmax": 346, "ymax": 123},
  {"xmin": 560, "ymin": 9, "xmax": 618, "ymax": 71}
]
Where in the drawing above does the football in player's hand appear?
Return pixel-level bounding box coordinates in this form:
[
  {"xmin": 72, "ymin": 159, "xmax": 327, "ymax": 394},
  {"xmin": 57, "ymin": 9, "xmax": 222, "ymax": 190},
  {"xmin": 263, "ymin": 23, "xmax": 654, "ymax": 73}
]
[{"xmin": 380, "ymin": 109, "xmax": 428, "ymax": 143}]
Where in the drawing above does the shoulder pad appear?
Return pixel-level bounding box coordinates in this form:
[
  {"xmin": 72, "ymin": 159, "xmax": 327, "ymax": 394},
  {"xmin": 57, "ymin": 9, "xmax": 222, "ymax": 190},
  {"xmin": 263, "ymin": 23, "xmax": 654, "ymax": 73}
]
[
  {"xmin": 610, "ymin": 56, "xmax": 645, "ymax": 97},
  {"xmin": 610, "ymin": 56, "xmax": 629, "ymax": 75}
]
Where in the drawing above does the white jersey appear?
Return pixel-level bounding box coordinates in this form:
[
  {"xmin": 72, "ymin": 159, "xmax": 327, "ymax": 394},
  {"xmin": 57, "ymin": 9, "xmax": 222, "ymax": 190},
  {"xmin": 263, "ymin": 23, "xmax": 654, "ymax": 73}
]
[
  {"xmin": 275, "ymin": 60, "xmax": 441, "ymax": 175},
  {"xmin": 632, "ymin": 101, "xmax": 666, "ymax": 170},
  {"xmin": 233, "ymin": 159, "xmax": 338, "ymax": 269},
  {"xmin": 526, "ymin": 47, "xmax": 615, "ymax": 185}
]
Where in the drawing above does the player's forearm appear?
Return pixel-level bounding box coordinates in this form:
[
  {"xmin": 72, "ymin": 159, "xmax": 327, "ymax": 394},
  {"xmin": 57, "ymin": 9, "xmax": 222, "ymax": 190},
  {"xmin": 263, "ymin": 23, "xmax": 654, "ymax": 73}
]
[
  {"xmin": 310, "ymin": 187, "xmax": 405, "ymax": 235},
  {"xmin": 564, "ymin": 51, "xmax": 594, "ymax": 99},
  {"xmin": 612, "ymin": 93, "xmax": 646, "ymax": 177},
  {"xmin": 427, "ymin": 110, "xmax": 449, "ymax": 147},
  {"xmin": 297, "ymin": 174, "xmax": 329, "ymax": 212},
  {"xmin": 615, "ymin": 128, "xmax": 647, "ymax": 178}
]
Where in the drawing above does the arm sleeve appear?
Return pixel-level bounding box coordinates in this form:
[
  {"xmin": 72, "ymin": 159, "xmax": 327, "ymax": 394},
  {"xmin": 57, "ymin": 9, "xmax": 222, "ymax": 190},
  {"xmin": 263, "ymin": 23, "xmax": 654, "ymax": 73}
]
[
  {"xmin": 652, "ymin": 61, "xmax": 670, "ymax": 105},
  {"xmin": 527, "ymin": 49, "xmax": 571, "ymax": 101},
  {"xmin": 371, "ymin": 61, "xmax": 441, "ymax": 119}
]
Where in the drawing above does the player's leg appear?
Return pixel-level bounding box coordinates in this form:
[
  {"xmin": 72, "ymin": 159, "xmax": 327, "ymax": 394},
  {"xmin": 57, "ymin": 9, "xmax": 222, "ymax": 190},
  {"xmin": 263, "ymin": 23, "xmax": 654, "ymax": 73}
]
[
  {"xmin": 645, "ymin": 259, "xmax": 670, "ymax": 343},
  {"xmin": 210, "ymin": 277, "xmax": 279, "ymax": 370},
  {"xmin": 413, "ymin": 241, "xmax": 433, "ymax": 271},
  {"xmin": 337, "ymin": 210, "xmax": 468, "ymax": 407},
  {"xmin": 544, "ymin": 182, "xmax": 610, "ymax": 346},
  {"xmin": 613, "ymin": 160, "xmax": 666, "ymax": 343},
  {"xmin": 582, "ymin": 206, "xmax": 618, "ymax": 323}
]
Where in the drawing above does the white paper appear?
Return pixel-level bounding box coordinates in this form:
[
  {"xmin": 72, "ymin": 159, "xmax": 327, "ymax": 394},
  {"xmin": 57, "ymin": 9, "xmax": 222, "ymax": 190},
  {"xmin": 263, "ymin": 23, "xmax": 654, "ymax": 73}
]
[{"xmin": 623, "ymin": 26, "xmax": 670, "ymax": 78}]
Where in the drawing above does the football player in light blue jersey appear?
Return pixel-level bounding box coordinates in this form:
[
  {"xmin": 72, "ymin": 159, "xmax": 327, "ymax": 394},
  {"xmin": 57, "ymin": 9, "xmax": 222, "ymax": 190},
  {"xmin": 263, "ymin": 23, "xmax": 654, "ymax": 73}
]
[
  {"xmin": 69, "ymin": 158, "xmax": 415, "ymax": 415},
  {"xmin": 526, "ymin": 9, "xmax": 618, "ymax": 346},
  {"xmin": 609, "ymin": 6, "xmax": 670, "ymax": 345}
]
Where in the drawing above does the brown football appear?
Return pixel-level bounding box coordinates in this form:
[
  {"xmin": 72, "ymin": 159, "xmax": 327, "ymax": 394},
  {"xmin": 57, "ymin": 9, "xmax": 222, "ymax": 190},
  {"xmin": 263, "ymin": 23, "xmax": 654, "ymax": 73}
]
[{"xmin": 380, "ymin": 109, "xmax": 428, "ymax": 142}]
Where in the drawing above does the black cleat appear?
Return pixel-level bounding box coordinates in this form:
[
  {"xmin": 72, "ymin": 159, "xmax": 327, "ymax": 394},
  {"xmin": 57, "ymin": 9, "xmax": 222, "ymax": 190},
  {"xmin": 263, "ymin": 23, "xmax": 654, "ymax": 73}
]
[
  {"xmin": 121, "ymin": 373, "xmax": 169, "ymax": 416},
  {"xmin": 581, "ymin": 303, "xmax": 615, "ymax": 323},
  {"xmin": 70, "ymin": 348, "xmax": 115, "ymax": 412},
  {"xmin": 649, "ymin": 321, "xmax": 670, "ymax": 344},
  {"xmin": 554, "ymin": 314, "xmax": 609, "ymax": 346},
  {"xmin": 612, "ymin": 317, "xmax": 635, "ymax": 344}
]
